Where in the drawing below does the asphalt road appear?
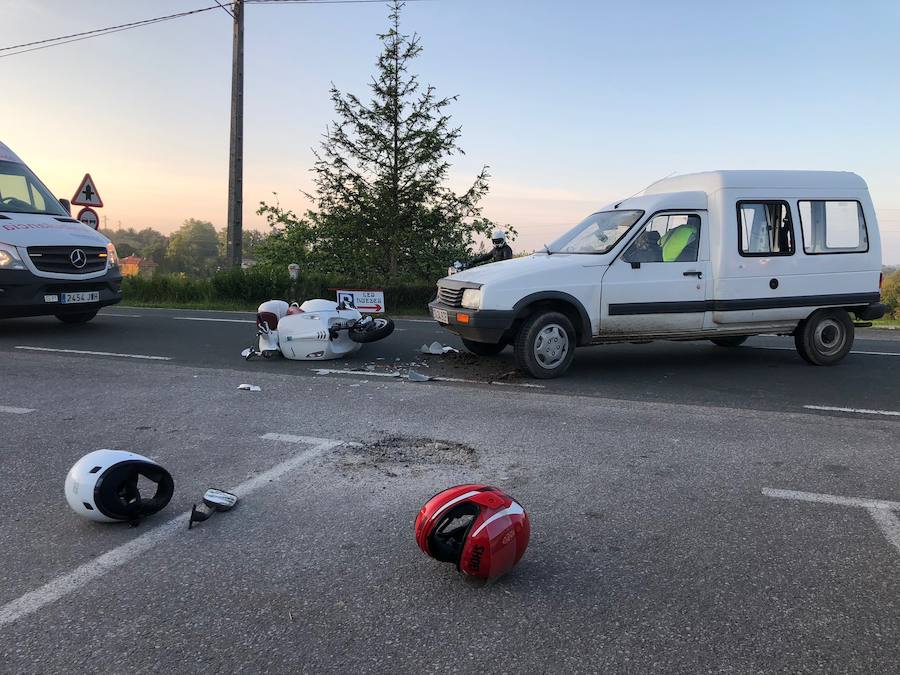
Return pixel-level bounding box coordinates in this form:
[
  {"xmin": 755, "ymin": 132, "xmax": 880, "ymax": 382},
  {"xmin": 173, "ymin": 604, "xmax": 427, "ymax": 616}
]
[
  {"xmin": 0, "ymin": 306, "xmax": 898, "ymax": 415},
  {"xmin": 1, "ymin": 307, "xmax": 899, "ymax": 672}
]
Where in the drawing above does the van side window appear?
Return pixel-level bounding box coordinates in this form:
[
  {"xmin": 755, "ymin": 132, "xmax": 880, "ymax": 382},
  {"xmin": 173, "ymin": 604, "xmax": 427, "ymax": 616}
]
[
  {"xmin": 798, "ymin": 201, "xmax": 868, "ymax": 253},
  {"xmin": 622, "ymin": 213, "xmax": 700, "ymax": 263},
  {"xmin": 737, "ymin": 202, "xmax": 794, "ymax": 256}
]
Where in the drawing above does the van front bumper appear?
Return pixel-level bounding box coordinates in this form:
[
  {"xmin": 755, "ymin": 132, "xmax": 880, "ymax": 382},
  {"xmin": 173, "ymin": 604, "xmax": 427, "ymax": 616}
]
[
  {"xmin": 427, "ymin": 300, "xmax": 515, "ymax": 344},
  {"xmin": 0, "ymin": 268, "xmax": 123, "ymax": 319}
]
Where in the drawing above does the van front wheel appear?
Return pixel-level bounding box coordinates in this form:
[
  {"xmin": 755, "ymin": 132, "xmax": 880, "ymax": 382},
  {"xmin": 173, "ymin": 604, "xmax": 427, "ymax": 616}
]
[
  {"xmin": 461, "ymin": 338, "xmax": 507, "ymax": 356},
  {"xmin": 514, "ymin": 311, "xmax": 576, "ymax": 379},
  {"xmin": 794, "ymin": 309, "xmax": 854, "ymax": 365}
]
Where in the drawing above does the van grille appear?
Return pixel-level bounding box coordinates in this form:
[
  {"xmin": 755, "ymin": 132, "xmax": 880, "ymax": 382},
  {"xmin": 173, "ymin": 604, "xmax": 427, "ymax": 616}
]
[
  {"xmin": 27, "ymin": 246, "xmax": 107, "ymax": 274},
  {"xmin": 437, "ymin": 285, "xmax": 464, "ymax": 307}
]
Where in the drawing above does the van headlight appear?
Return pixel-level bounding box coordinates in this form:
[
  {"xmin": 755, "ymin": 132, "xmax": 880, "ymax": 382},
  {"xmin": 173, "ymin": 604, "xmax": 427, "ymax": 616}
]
[
  {"xmin": 106, "ymin": 242, "xmax": 120, "ymax": 267},
  {"xmin": 461, "ymin": 288, "xmax": 482, "ymax": 310},
  {"xmin": 0, "ymin": 243, "xmax": 26, "ymax": 270}
]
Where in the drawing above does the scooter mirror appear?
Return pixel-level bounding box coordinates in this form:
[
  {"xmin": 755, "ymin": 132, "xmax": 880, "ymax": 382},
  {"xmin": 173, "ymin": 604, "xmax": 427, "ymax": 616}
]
[
  {"xmin": 188, "ymin": 489, "xmax": 239, "ymax": 529},
  {"xmin": 203, "ymin": 489, "xmax": 238, "ymax": 510}
]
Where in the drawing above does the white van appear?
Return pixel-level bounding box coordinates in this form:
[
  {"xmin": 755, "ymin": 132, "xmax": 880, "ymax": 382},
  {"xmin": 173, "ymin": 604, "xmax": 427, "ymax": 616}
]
[
  {"xmin": 429, "ymin": 171, "xmax": 885, "ymax": 378},
  {"xmin": 0, "ymin": 141, "xmax": 122, "ymax": 323}
]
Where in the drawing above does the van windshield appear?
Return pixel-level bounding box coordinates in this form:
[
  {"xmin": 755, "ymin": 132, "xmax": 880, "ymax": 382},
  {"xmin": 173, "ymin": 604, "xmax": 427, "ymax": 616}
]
[
  {"xmin": 0, "ymin": 160, "xmax": 68, "ymax": 216},
  {"xmin": 547, "ymin": 210, "xmax": 644, "ymax": 254}
]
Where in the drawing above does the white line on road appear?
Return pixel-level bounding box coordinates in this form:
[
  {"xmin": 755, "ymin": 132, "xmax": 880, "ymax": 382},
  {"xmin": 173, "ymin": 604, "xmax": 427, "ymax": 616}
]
[
  {"xmin": 764, "ymin": 487, "xmax": 900, "ymax": 560},
  {"xmin": 313, "ymin": 368, "xmax": 401, "ymax": 378},
  {"xmin": 0, "ymin": 406, "xmax": 35, "ymax": 414},
  {"xmin": 762, "ymin": 488, "xmax": 900, "ymax": 511},
  {"xmin": 0, "ymin": 435, "xmax": 342, "ymax": 629},
  {"xmin": 312, "ymin": 368, "xmax": 544, "ymax": 388},
  {"xmin": 868, "ymin": 508, "xmax": 900, "ymax": 556},
  {"xmin": 14, "ymin": 346, "xmax": 171, "ymax": 361},
  {"xmin": 804, "ymin": 405, "xmax": 900, "ymax": 418},
  {"xmin": 100, "ymin": 313, "xmax": 143, "ymax": 318},
  {"xmin": 172, "ymin": 317, "xmax": 255, "ymax": 324}
]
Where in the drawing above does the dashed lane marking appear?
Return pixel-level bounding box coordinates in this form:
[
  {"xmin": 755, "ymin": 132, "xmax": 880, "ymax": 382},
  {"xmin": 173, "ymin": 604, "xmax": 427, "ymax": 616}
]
[
  {"xmin": 804, "ymin": 405, "xmax": 900, "ymax": 418},
  {"xmin": 0, "ymin": 406, "xmax": 35, "ymax": 414},
  {"xmin": 14, "ymin": 346, "xmax": 171, "ymax": 361}
]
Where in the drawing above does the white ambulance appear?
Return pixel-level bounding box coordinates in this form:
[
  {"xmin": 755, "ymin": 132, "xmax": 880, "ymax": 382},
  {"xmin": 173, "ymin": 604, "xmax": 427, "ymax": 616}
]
[
  {"xmin": 0, "ymin": 141, "xmax": 121, "ymax": 323},
  {"xmin": 430, "ymin": 171, "xmax": 885, "ymax": 378}
]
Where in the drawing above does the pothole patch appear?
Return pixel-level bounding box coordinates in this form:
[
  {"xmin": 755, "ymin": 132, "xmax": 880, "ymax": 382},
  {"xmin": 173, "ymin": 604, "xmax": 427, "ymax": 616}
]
[{"xmin": 339, "ymin": 436, "xmax": 478, "ymax": 477}]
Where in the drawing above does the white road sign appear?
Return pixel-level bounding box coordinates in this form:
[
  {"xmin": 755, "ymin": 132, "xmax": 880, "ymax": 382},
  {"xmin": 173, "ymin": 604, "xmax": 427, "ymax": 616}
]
[
  {"xmin": 336, "ymin": 289, "xmax": 385, "ymax": 313},
  {"xmin": 71, "ymin": 173, "xmax": 103, "ymax": 207},
  {"xmin": 76, "ymin": 207, "xmax": 99, "ymax": 229}
]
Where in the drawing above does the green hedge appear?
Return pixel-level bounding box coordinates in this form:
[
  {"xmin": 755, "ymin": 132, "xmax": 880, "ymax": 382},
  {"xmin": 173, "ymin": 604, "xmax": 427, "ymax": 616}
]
[{"xmin": 122, "ymin": 268, "xmax": 435, "ymax": 313}]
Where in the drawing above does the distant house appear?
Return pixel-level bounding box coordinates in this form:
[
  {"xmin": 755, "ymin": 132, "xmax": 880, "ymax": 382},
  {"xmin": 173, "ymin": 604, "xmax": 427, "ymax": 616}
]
[{"xmin": 120, "ymin": 255, "xmax": 158, "ymax": 278}]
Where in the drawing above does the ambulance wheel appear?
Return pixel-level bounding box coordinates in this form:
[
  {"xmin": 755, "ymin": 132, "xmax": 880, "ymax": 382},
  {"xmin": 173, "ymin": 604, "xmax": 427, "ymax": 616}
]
[
  {"xmin": 349, "ymin": 317, "xmax": 395, "ymax": 343},
  {"xmin": 55, "ymin": 310, "xmax": 98, "ymax": 324},
  {"xmin": 794, "ymin": 309, "xmax": 854, "ymax": 365},
  {"xmin": 514, "ymin": 311, "xmax": 576, "ymax": 379},
  {"xmin": 461, "ymin": 338, "xmax": 506, "ymax": 356},
  {"xmin": 710, "ymin": 336, "xmax": 748, "ymax": 348}
]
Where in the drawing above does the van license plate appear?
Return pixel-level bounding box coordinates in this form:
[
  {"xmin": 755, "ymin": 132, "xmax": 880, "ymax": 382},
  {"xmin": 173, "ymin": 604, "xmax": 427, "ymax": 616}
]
[
  {"xmin": 432, "ymin": 307, "xmax": 449, "ymax": 324},
  {"xmin": 60, "ymin": 292, "xmax": 100, "ymax": 304}
]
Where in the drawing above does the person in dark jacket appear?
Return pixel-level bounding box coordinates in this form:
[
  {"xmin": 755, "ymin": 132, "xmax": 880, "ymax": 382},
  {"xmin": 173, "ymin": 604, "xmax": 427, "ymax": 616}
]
[{"xmin": 469, "ymin": 229, "xmax": 513, "ymax": 267}]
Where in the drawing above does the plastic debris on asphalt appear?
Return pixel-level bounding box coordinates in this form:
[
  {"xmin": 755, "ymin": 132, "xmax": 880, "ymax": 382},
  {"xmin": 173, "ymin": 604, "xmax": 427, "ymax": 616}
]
[
  {"xmin": 237, "ymin": 383, "xmax": 262, "ymax": 392},
  {"xmin": 420, "ymin": 341, "xmax": 459, "ymax": 355},
  {"xmin": 407, "ymin": 370, "xmax": 432, "ymax": 382}
]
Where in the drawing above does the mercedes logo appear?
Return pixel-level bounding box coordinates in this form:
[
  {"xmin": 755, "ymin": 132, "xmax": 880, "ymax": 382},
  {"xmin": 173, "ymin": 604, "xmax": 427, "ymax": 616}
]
[{"xmin": 70, "ymin": 249, "xmax": 87, "ymax": 269}]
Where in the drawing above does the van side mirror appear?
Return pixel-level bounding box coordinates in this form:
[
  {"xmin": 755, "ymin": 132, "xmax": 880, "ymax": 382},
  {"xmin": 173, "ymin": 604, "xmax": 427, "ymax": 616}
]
[{"xmin": 59, "ymin": 198, "xmax": 71, "ymax": 215}]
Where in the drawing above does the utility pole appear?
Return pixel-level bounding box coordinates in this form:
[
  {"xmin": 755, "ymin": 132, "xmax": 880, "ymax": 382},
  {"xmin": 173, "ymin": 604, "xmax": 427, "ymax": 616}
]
[{"xmin": 226, "ymin": 0, "xmax": 244, "ymax": 268}]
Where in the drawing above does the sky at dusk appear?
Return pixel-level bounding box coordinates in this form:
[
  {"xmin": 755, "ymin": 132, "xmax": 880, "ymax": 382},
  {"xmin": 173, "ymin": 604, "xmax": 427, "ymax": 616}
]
[{"xmin": 2, "ymin": 0, "xmax": 899, "ymax": 262}]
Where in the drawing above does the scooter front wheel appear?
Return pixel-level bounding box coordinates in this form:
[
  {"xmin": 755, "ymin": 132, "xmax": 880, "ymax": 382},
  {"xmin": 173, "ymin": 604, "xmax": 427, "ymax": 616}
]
[{"xmin": 349, "ymin": 317, "xmax": 395, "ymax": 343}]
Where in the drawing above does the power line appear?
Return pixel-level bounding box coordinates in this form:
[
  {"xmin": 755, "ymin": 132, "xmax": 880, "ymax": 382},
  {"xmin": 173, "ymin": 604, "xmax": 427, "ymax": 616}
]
[
  {"xmin": 0, "ymin": 4, "xmax": 233, "ymax": 56},
  {"xmin": 214, "ymin": 0, "xmax": 237, "ymax": 18}
]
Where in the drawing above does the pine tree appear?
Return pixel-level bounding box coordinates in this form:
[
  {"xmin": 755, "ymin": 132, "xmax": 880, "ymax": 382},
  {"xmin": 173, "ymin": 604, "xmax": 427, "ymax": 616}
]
[{"xmin": 299, "ymin": 0, "xmax": 504, "ymax": 282}]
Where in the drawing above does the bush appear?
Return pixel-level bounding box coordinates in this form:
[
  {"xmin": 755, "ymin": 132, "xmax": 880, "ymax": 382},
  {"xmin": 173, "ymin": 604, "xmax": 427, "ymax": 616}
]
[
  {"xmin": 882, "ymin": 270, "xmax": 900, "ymax": 319},
  {"xmin": 122, "ymin": 267, "xmax": 435, "ymax": 313}
]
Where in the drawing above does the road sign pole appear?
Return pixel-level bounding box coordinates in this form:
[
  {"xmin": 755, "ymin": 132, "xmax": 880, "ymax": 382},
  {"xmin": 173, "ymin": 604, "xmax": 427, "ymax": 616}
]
[{"xmin": 226, "ymin": 0, "xmax": 244, "ymax": 268}]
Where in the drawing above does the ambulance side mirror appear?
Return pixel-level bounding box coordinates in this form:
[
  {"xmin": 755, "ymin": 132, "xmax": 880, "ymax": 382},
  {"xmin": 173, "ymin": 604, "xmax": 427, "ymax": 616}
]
[{"xmin": 59, "ymin": 198, "xmax": 71, "ymax": 215}]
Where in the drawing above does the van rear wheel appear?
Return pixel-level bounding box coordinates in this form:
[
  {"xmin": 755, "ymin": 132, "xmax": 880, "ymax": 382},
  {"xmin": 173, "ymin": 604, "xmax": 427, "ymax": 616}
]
[
  {"xmin": 514, "ymin": 311, "xmax": 576, "ymax": 379},
  {"xmin": 710, "ymin": 336, "xmax": 748, "ymax": 348},
  {"xmin": 55, "ymin": 310, "xmax": 98, "ymax": 324},
  {"xmin": 794, "ymin": 309, "xmax": 854, "ymax": 365}
]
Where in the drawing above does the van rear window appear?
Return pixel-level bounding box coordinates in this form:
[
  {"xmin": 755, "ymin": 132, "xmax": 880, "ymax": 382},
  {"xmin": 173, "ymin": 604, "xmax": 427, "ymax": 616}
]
[{"xmin": 798, "ymin": 201, "xmax": 868, "ymax": 254}]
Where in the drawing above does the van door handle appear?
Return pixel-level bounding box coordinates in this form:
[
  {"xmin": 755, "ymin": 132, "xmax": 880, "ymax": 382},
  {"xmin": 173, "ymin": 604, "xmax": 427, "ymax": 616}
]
[{"xmin": 683, "ymin": 270, "xmax": 702, "ymax": 278}]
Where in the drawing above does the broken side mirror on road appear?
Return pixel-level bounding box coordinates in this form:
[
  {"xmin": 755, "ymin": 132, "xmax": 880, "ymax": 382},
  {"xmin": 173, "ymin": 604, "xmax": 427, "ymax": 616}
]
[{"xmin": 188, "ymin": 489, "xmax": 239, "ymax": 529}]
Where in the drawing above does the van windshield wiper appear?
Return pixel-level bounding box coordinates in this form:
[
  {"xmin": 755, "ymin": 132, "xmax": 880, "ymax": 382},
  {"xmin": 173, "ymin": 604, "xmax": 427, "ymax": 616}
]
[{"xmin": 543, "ymin": 243, "xmax": 552, "ymax": 255}]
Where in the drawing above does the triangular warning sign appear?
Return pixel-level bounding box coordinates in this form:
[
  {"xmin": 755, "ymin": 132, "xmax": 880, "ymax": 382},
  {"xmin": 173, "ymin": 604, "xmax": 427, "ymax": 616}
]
[{"xmin": 71, "ymin": 173, "xmax": 103, "ymax": 207}]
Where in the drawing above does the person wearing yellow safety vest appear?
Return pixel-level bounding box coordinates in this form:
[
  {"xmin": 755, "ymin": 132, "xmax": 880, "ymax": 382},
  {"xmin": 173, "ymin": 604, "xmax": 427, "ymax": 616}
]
[{"xmin": 658, "ymin": 216, "xmax": 700, "ymax": 262}]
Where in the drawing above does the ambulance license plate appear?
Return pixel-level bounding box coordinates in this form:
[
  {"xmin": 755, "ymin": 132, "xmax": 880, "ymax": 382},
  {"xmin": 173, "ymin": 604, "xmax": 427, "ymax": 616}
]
[{"xmin": 60, "ymin": 291, "xmax": 100, "ymax": 304}]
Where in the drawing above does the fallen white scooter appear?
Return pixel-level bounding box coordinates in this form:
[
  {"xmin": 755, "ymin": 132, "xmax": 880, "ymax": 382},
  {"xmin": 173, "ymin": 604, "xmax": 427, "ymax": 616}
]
[{"xmin": 242, "ymin": 298, "xmax": 394, "ymax": 361}]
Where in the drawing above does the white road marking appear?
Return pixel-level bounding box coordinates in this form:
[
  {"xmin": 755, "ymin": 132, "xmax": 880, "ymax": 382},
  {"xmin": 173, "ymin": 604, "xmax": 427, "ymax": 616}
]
[
  {"xmin": 100, "ymin": 313, "xmax": 143, "ymax": 318},
  {"xmin": 804, "ymin": 405, "xmax": 900, "ymax": 418},
  {"xmin": 313, "ymin": 368, "xmax": 401, "ymax": 378},
  {"xmin": 0, "ymin": 435, "xmax": 341, "ymax": 629},
  {"xmin": 260, "ymin": 433, "xmax": 344, "ymax": 446},
  {"xmin": 868, "ymin": 508, "xmax": 900, "ymax": 556},
  {"xmin": 0, "ymin": 406, "xmax": 35, "ymax": 414},
  {"xmin": 763, "ymin": 487, "xmax": 900, "ymax": 560},
  {"xmin": 312, "ymin": 369, "xmax": 543, "ymax": 389},
  {"xmin": 752, "ymin": 346, "xmax": 899, "ymax": 357},
  {"xmin": 14, "ymin": 346, "xmax": 171, "ymax": 361},
  {"xmin": 762, "ymin": 488, "xmax": 900, "ymax": 511},
  {"xmin": 172, "ymin": 317, "xmax": 255, "ymax": 324}
]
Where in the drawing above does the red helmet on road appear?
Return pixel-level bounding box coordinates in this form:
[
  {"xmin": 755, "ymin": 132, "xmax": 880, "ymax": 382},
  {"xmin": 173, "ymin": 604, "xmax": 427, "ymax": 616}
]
[{"xmin": 415, "ymin": 484, "xmax": 530, "ymax": 580}]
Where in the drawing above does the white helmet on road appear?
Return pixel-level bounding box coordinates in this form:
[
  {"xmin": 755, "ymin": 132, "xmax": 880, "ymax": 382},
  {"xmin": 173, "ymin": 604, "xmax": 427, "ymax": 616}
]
[
  {"xmin": 65, "ymin": 450, "xmax": 174, "ymax": 523},
  {"xmin": 491, "ymin": 228, "xmax": 507, "ymax": 248}
]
